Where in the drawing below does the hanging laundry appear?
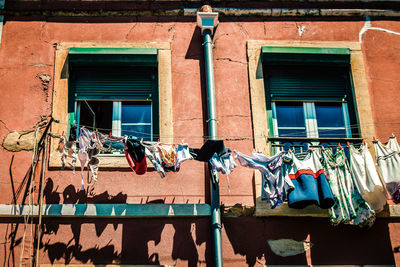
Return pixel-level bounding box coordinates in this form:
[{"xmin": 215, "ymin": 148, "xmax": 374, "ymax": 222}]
[
  {"xmin": 57, "ymin": 135, "xmax": 67, "ymax": 169},
  {"xmin": 190, "ymin": 140, "xmax": 225, "ymax": 162},
  {"xmin": 57, "ymin": 135, "xmax": 78, "ymax": 173},
  {"xmin": 66, "ymin": 141, "xmax": 78, "ymax": 173},
  {"xmin": 210, "ymin": 149, "xmax": 237, "ymax": 193},
  {"xmin": 126, "ymin": 138, "xmax": 147, "ymax": 175},
  {"xmin": 284, "ymin": 150, "xmax": 334, "ymax": 209},
  {"xmin": 69, "ymin": 124, "xmax": 77, "ymax": 141},
  {"xmin": 158, "ymin": 144, "xmax": 177, "ymax": 167},
  {"xmin": 87, "ymin": 146, "xmax": 100, "ymax": 181},
  {"xmin": 143, "ymin": 142, "xmax": 166, "ymax": 178},
  {"xmin": 176, "ymin": 144, "xmax": 193, "ymax": 165},
  {"xmin": 173, "ymin": 143, "xmax": 193, "ymax": 171},
  {"xmin": 321, "ymin": 148, "xmax": 375, "ymax": 228},
  {"xmin": 235, "ymin": 150, "xmax": 293, "ymax": 209},
  {"xmin": 349, "ymin": 143, "xmax": 387, "ymax": 212},
  {"xmin": 210, "ymin": 149, "xmax": 237, "ymax": 175},
  {"xmin": 374, "ymin": 137, "xmax": 400, "ymax": 203},
  {"xmin": 78, "ymin": 137, "xmax": 88, "ymax": 190}
]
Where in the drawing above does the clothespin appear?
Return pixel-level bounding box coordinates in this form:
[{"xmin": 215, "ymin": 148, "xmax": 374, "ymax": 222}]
[
  {"xmin": 181, "ymin": 139, "xmax": 185, "ymax": 144},
  {"xmin": 61, "ymin": 131, "xmax": 64, "ymax": 137},
  {"xmin": 347, "ymin": 141, "xmax": 351, "ymax": 148},
  {"xmin": 109, "ymin": 131, "xmax": 111, "ymax": 137},
  {"xmin": 338, "ymin": 143, "xmax": 342, "ymax": 150},
  {"xmin": 373, "ymin": 136, "xmax": 377, "ymax": 142},
  {"xmin": 363, "ymin": 139, "xmax": 366, "ymax": 145},
  {"xmin": 392, "ymin": 133, "xmax": 396, "ymax": 138},
  {"xmin": 321, "ymin": 145, "xmax": 325, "ymax": 151}
]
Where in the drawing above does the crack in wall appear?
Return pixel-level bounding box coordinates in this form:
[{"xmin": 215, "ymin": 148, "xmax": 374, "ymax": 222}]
[
  {"xmin": 359, "ymin": 16, "xmax": 400, "ymax": 42},
  {"xmin": 168, "ymin": 24, "xmax": 176, "ymax": 42},
  {"xmin": 216, "ymin": 57, "xmax": 247, "ymax": 65},
  {"xmin": 125, "ymin": 23, "xmax": 138, "ymax": 41},
  {"xmin": 213, "ymin": 33, "xmax": 229, "ymax": 45},
  {"xmin": 0, "ymin": 119, "xmax": 10, "ymax": 131}
]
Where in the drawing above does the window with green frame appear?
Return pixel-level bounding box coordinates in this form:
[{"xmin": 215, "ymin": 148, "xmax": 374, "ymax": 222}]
[
  {"xmin": 67, "ymin": 48, "xmax": 159, "ymax": 144},
  {"xmin": 262, "ymin": 46, "xmax": 360, "ymax": 142}
]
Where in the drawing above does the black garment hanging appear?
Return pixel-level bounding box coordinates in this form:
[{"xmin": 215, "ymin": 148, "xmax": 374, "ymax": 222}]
[
  {"xmin": 189, "ymin": 140, "xmax": 225, "ymax": 162},
  {"xmin": 126, "ymin": 139, "xmax": 146, "ymax": 162}
]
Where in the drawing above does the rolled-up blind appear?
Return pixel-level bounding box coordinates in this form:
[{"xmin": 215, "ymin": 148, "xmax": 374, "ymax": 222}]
[
  {"xmin": 264, "ymin": 65, "xmax": 351, "ymax": 101},
  {"xmin": 71, "ymin": 66, "xmax": 156, "ymax": 101}
]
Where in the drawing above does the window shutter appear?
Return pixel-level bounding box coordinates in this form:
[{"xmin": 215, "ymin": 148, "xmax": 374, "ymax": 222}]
[
  {"xmin": 262, "ymin": 46, "xmax": 352, "ymax": 102},
  {"xmin": 71, "ymin": 66, "xmax": 156, "ymax": 100},
  {"xmin": 264, "ymin": 65, "xmax": 350, "ymax": 101}
]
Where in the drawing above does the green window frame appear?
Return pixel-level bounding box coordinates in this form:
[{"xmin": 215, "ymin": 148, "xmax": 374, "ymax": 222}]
[
  {"xmin": 67, "ymin": 47, "xmax": 159, "ymax": 142},
  {"xmin": 262, "ymin": 46, "xmax": 360, "ymax": 144}
]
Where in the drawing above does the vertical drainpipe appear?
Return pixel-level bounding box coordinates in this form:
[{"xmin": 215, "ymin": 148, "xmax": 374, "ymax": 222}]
[
  {"xmin": 196, "ymin": 7, "xmax": 223, "ymax": 267},
  {"xmin": 0, "ymin": 0, "xmax": 4, "ymax": 46}
]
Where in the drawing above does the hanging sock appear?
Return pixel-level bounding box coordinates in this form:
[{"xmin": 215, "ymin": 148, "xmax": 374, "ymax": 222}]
[
  {"xmin": 374, "ymin": 137, "xmax": 400, "ymax": 204},
  {"xmin": 350, "ymin": 143, "xmax": 387, "ymax": 212},
  {"xmin": 235, "ymin": 150, "xmax": 292, "ymax": 209},
  {"xmin": 78, "ymin": 150, "xmax": 87, "ymax": 190},
  {"xmin": 321, "ymin": 148, "xmax": 375, "ymax": 228}
]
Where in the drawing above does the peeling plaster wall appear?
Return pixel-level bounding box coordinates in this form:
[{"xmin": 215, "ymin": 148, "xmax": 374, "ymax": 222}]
[{"xmin": 0, "ymin": 16, "xmax": 400, "ymax": 266}]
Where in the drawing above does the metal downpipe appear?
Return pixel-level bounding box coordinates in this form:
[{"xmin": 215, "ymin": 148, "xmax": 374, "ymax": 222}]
[{"xmin": 202, "ymin": 29, "xmax": 223, "ymax": 267}]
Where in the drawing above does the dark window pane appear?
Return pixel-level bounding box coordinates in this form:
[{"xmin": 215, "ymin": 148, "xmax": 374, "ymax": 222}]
[
  {"xmin": 275, "ymin": 102, "xmax": 305, "ymax": 127},
  {"xmin": 122, "ymin": 102, "xmax": 152, "ymax": 123},
  {"xmin": 315, "ymin": 102, "xmax": 344, "ymax": 127},
  {"xmin": 318, "ymin": 129, "xmax": 346, "ymax": 138},
  {"xmin": 278, "ymin": 129, "xmax": 307, "ymax": 138},
  {"xmin": 121, "ymin": 125, "xmax": 152, "ymax": 141},
  {"xmin": 79, "ymin": 101, "xmax": 112, "ymax": 134}
]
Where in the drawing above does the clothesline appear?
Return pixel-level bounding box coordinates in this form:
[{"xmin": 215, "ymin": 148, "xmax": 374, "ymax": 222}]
[
  {"xmin": 56, "ymin": 125, "xmax": 400, "ymax": 230},
  {"xmin": 53, "ymin": 120, "xmax": 400, "ymax": 141}
]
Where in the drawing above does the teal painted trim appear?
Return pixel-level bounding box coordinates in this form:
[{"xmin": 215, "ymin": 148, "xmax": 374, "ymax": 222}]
[
  {"xmin": 68, "ymin": 112, "xmax": 75, "ymax": 140},
  {"xmin": 0, "ymin": 204, "xmax": 211, "ymax": 218},
  {"xmin": 262, "ymin": 46, "xmax": 350, "ymax": 65},
  {"xmin": 69, "ymin": 47, "xmax": 157, "ymax": 55},
  {"xmin": 69, "ymin": 48, "xmax": 158, "ymax": 66},
  {"xmin": 343, "ymin": 102, "xmax": 352, "ymax": 138},
  {"xmin": 262, "ymin": 46, "xmax": 350, "ymax": 55}
]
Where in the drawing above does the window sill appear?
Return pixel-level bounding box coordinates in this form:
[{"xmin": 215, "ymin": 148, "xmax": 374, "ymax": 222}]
[
  {"xmin": 48, "ymin": 147, "xmax": 154, "ymax": 170},
  {"xmin": 255, "ymin": 198, "xmax": 400, "ymax": 218}
]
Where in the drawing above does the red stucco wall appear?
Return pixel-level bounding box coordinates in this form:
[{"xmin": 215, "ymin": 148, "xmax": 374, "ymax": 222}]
[{"xmin": 1, "ymin": 16, "xmax": 400, "ymax": 266}]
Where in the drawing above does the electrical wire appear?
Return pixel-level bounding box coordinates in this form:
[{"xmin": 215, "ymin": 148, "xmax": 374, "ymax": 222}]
[{"xmin": 19, "ymin": 126, "xmax": 39, "ymax": 267}]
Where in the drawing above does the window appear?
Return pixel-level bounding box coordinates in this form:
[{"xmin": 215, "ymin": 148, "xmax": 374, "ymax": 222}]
[
  {"xmin": 49, "ymin": 43, "xmax": 173, "ymax": 168},
  {"xmin": 69, "ymin": 63, "xmax": 158, "ymax": 142},
  {"xmin": 262, "ymin": 47, "xmax": 360, "ymax": 152},
  {"xmin": 247, "ymin": 41, "xmax": 375, "ymax": 216}
]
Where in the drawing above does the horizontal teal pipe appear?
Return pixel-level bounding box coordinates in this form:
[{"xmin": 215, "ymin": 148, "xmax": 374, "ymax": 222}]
[{"xmin": 0, "ymin": 204, "xmax": 211, "ymax": 218}]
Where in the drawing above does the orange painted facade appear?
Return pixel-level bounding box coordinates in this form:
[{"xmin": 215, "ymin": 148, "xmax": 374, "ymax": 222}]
[{"xmin": 1, "ymin": 2, "xmax": 400, "ymax": 266}]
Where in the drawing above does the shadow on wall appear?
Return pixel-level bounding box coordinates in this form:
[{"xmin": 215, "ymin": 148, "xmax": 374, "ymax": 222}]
[
  {"xmin": 40, "ymin": 217, "xmax": 211, "ymax": 266},
  {"xmin": 223, "ymin": 216, "xmax": 396, "ymax": 266},
  {"xmin": 1, "ymin": 177, "xmax": 212, "ymax": 266}
]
